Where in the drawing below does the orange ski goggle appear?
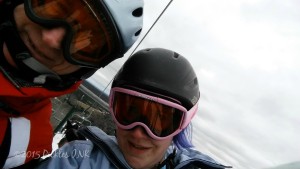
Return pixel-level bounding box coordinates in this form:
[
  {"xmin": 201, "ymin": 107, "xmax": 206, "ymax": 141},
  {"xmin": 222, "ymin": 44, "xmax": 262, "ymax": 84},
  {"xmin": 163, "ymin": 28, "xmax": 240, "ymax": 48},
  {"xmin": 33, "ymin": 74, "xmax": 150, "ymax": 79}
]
[{"xmin": 24, "ymin": 0, "xmax": 122, "ymax": 68}]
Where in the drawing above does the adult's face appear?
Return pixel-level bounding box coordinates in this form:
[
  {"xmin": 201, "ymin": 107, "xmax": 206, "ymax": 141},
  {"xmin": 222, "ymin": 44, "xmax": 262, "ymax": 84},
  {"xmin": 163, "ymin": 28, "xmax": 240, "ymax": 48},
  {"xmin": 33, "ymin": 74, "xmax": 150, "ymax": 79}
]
[
  {"xmin": 3, "ymin": 4, "xmax": 80, "ymax": 75},
  {"xmin": 116, "ymin": 126, "xmax": 173, "ymax": 169}
]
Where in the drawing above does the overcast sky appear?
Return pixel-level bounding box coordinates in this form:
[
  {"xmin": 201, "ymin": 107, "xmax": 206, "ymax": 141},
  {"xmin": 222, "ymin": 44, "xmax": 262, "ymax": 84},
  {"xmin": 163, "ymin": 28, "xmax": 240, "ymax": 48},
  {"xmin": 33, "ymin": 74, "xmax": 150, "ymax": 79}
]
[{"xmin": 88, "ymin": 0, "xmax": 300, "ymax": 168}]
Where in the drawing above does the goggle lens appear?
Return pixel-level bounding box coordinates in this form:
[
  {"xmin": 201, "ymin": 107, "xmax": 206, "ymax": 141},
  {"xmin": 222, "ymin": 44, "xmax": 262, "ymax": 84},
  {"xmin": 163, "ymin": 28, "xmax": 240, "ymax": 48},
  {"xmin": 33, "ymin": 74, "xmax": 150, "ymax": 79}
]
[
  {"xmin": 110, "ymin": 88, "xmax": 186, "ymax": 139},
  {"xmin": 26, "ymin": 0, "xmax": 120, "ymax": 68}
]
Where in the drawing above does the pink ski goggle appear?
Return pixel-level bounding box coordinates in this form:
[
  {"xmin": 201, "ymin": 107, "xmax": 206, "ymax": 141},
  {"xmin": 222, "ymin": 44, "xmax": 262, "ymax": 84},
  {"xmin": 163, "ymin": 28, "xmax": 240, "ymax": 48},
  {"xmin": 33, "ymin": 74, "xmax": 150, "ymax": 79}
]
[{"xmin": 109, "ymin": 87, "xmax": 198, "ymax": 140}]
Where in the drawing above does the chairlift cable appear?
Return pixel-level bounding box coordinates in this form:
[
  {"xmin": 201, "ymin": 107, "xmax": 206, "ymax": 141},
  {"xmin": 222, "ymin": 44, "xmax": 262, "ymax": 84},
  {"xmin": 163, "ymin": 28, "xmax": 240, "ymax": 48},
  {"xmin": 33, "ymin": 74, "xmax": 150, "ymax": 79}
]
[
  {"xmin": 129, "ymin": 0, "xmax": 175, "ymax": 56},
  {"xmin": 92, "ymin": 1, "xmax": 175, "ymax": 114},
  {"xmin": 98, "ymin": 0, "xmax": 175, "ymax": 96}
]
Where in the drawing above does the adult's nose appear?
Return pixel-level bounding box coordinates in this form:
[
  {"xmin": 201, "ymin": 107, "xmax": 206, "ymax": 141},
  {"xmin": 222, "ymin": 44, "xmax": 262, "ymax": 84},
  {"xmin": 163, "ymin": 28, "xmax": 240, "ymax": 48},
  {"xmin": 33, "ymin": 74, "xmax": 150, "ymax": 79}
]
[
  {"xmin": 42, "ymin": 27, "xmax": 66, "ymax": 49},
  {"xmin": 130, "ymin": 126, "xmax": 150, "ymax": 139}
]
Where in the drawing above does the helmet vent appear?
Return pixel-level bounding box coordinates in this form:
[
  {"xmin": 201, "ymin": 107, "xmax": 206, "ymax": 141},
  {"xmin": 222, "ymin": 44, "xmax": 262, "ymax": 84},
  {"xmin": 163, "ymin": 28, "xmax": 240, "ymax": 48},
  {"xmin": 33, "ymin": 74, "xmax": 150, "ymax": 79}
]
[
  {"xmin": 135, "ymin": 28, "xmax": 142, "ymax": 36},
  {"xmin": 132, "ymin": 7, "xmax": 143, "ymax": 17},
  {"xmin": 194, "ymin": 78, "xmax": 198, "ymax": 85},
  {"xmin": 173, "ymin": 52, "xmax": 179, "ymax": 59}
]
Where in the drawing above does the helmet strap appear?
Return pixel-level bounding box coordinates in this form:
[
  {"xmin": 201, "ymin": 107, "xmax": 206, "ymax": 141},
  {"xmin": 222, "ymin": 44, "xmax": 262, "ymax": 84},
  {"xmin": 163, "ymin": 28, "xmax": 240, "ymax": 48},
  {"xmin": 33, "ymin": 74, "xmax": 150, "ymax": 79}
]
[
  {"xmin": 0, "ymin": 21, "xmax": 87, "ymax": 90},
  {"xmin": 156, "ymin": 148, "xmax": 176, "ymax": 169},
  {"xmin": 0, "ymin": 21, "xmax": 62, "ymax": 82}
]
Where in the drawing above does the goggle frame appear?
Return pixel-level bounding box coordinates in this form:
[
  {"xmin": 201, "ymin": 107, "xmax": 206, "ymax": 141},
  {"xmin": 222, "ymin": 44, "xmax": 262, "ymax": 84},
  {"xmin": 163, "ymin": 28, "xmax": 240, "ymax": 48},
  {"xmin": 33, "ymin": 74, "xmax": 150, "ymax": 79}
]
[{"xmin": 109, "ymin": 87, "xmax": 198, "ymax": 140}]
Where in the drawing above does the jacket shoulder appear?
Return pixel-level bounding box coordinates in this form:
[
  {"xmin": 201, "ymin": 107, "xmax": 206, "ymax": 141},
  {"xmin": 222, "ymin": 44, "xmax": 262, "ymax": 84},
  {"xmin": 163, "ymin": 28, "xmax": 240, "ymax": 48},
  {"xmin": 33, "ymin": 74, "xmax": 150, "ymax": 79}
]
[
  {"xmin": 172, "ymin": 148, "xmax": 232, "ymax": 169},
  {"xmin": 78, "ymin": 126, "xmax": 132, "ymax": 168}
]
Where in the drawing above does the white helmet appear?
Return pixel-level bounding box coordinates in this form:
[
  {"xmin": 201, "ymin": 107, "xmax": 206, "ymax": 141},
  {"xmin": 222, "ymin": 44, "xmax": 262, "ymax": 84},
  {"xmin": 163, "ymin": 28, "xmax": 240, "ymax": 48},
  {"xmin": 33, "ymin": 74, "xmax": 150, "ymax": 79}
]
[{"xmin": 104, "ymin": 0, "xmax": 144, "ymax": 52}]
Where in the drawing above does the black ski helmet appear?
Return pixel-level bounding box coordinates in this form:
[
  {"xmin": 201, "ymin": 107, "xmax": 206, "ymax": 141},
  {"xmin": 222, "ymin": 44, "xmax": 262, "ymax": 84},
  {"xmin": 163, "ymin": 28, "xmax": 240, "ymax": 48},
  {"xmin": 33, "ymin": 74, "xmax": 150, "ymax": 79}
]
[{"xmin": 112, "ymin": 48, "xmax": 200, "ymax": 110}]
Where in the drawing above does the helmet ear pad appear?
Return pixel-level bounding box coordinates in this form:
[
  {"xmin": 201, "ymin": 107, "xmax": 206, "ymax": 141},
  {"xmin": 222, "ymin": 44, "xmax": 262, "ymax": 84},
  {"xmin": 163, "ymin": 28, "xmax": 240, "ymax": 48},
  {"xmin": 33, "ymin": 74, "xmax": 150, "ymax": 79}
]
[{"xmin": 112, "ymin": 48, "xmax": 200, "ymax": 110}]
